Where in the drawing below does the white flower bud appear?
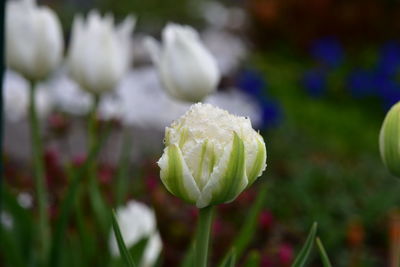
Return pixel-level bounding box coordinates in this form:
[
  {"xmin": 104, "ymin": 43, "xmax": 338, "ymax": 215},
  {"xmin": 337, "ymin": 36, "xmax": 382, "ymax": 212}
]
[
  {"xmin": 110, "ymin": 201, "xmax": 162, "ymax": 267},
  {"xmin": 67, "ymin": 11, "xmax": 135, "ymax": 94},
  {"xmin": 6, "ymin": 0, "xmax": 63, "ymax": 80},
  {"xmin": 158, "ymin": 103, "xmax": 267, "ymax": 208},
  {"xmin": 379, "ymin": 101, "xmax": 400, "ymax": 177},
  {"xmin": 145, "ymin": 23, "xmax": 220, "ymax": 102}
]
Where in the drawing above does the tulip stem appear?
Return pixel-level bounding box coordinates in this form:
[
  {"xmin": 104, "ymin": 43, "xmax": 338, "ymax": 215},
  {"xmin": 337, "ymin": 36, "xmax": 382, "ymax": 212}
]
[
  {"xmin": 195, "ymin": 206, "xmax": 214, "ymax": 267},
  {"xmin": 87, "ymin": 94, "xmax": 108, "ymax": 233},
  {"xmin": 28, "ymin": 81, "xmax": 49, "ymax": 262}
]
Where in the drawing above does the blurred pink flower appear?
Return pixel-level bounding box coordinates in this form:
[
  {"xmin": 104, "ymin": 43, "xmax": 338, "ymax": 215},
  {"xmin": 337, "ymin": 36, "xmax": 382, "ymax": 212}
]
[
  {"xmin": 278, "ymin": 243, "xmax": 294, "ymax": 266},
  {"xmin": 259, "ymin": 210, "xmax": 274, "ymax": 230}
]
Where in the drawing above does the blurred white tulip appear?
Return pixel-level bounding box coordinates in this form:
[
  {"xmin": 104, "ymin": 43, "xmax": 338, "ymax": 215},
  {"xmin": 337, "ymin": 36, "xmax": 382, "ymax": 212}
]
[
  {"xmin": 110, "ymin": 201, "xmax": 162, "ymax": 267},
  {"xmin": 145, "ymin": 23, "xmax": 220, "ymax": 102},
  {"xmin": 95, "ymin": 67, "xmax": 261, "ymax": 129},
  {"xmin": 6, "ymin": 0, "xmax": 63, "ymax": 80},
  {"xmin": 48, "ymin": 71, "xmax": 92, "ymax": 115},
  {"xmin": 67, "ymin": 11, "xmax": 136, "ymax": 94},
  {"xmin": 202, "ymin": 30, "xmax": 248, "ymax": 75},
  {"xmin": 3, "ymin": 70, "xmax": 53, "ymax": 121}
]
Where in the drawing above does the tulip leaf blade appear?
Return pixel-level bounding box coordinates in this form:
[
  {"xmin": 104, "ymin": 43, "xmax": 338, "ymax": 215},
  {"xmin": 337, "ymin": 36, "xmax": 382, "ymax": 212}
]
[
  {"xmin": 220, "ymin": 248, "xmax": 237, "ymax": 267},
  {"xmin": 111, "ymin": 210, "xmax": 136, "ymax": 267},
  {"xmin": 316, "ymin": 237, "xmax": 332, "ymax": 267},
  {"xmin": 291, "ymin": 222, "xmax": 318, "ymax": 267}
]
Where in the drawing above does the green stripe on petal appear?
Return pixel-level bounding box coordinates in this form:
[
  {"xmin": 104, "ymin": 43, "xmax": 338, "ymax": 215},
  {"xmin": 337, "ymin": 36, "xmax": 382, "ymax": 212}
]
[
  {"xmin": 158, "ymin": 144, "xmax": 201, "ymax": 204},
  {"xmin": 247, "ymin": 135, "xmax": 267, "ymax": 187},
  {"xmin": 197, "ymin": 132, "xmax": 247, "ymax": 208}
]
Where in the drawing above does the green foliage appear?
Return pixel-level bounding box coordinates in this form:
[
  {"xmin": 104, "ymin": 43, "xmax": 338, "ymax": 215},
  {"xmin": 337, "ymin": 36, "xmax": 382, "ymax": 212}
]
[
  {"xmin": 292, "ymin": 223, "xmax": 318, "ymax": 267},
  {"xmin": 111, "ymin": 210, "xmax": 136, "ymax": 267},
  {"xmin": 316, "ymin": 237, "xmax": 333, "ymax": 267},
  {"xmin": 220, "ymin": 249, "xmax": 237, "ymax": 267}
]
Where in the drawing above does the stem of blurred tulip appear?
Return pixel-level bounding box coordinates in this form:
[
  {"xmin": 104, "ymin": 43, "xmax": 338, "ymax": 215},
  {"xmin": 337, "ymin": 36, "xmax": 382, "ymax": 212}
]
[
  {"xmin": 87, "ymin": 94, "xmax": 108, "ymax": 233},
  {"xmin": 28, "ymin": 81, "xmax": 49, "ymax": 262},
  {"xmin": 194, "ymin": 206, "xmax": 214, "ymax": 267}
]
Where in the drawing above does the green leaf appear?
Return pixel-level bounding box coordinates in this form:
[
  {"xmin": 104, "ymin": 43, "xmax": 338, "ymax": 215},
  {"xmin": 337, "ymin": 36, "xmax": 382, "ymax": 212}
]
[
  {"xmin": 128, "ymin": 237, "xmax": 148, "ymax": 265},
  {"xmin": 1, "ymin": 185, "xmax": 33, "ymax": 262},
  {"xmin": 48, "ymin": 128, "xmax": 111, "ymax": 267},
  {"xmin": 219, "ymin": 184, "xmax": 268, "ymax": 266},
  {"xmin": 316, "ymin": 237, "xmax": 332, "ymax": 267},
  {"xmin": 243, "ymin": 251, "xmax": 261, "ymax": 267},
  {"xmin": 291, "ymin": 222, "xmax": 318, "ymax": 267},
  {"xmin": 0, "ymin": 225, "xmax": 25, "ymax": 267},
  {"xmin": 220, "ymin": 249, "xmax": 236, "ymax": 267},
  {"xmin": 111, "ymin": 210, "xmax": 136, "ymax": 267}
]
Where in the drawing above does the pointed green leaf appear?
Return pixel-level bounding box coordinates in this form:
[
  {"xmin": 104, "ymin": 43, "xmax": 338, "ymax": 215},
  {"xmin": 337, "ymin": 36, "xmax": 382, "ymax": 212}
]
[
  {"xmin": 111, "ymin": 210, "xmax": 136, "ymax": 267},
  {"xmin": 291, "ymin": 222, "xmax": 318, "ymax": 267},
  {"xmin": 220, "ymin": 249, "xmax": 237, "ymax": 267},
  {"xmin": 316, "ymin": 237, "xmax": 332, "ymax": 267}
]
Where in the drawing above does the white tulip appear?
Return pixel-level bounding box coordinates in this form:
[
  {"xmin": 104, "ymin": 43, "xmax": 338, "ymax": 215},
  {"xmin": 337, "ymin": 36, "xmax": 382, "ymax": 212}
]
[
  {"xmin": 67, "ymin": 11, "xmax": 136, "ymax": 94},
  {"xmin": 110, "ymin": 201, "xmax": 162, "ymax": 267},
  {"xmin": 145, "ymin": 23, "xmax": 220, "ymax": 102},
  {"xmin": 3, "ymin": 70, "xmax": 52, "ymax": 121},
  {"xmin": 158, "ymin": 103, "xmax": 267, "ymax": 208},
  {"xmin": 6, "ymin": 0, "xmax": 63, "ymax": 81}
]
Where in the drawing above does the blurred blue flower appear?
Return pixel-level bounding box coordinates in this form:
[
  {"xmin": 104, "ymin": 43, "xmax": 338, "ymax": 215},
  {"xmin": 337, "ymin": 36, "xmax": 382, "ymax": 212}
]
[
  {"xmin": 381, "ymin": 88, "xmax": 400, "ymax": 110},
  {"xmin": 236, "ymin": 69, "xmax": 282, "ymax": 129},
  {"xmin": 302, "ymin": 69, "xmax": 327, "ymax": 97},
  {"xmin": 377, "ymin": 41, "xmax": 400, "ymax": 76},
  {"xmin": 237, "ymin": 69, "xmax": 266, "ymax": 97},
  {"xmin": 347, "ymin": 69, "xmax": 375, "ymax": 98},
  {"xmin": 259, "ymin": 100, "xmax": 282, "ymax": 130},
  {"xmin": 310, "ymin": 37, "xmax": 343, "ymax": 68},
  {"xmin": 372, "ymin": 73, "xmax": 400, "ymax": 109}
]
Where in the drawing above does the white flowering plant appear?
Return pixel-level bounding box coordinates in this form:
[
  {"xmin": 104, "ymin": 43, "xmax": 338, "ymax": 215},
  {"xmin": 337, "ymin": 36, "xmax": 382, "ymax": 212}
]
[{"xmin": 0, "ymin": 1, "xmax": 338, "ymax": 267}]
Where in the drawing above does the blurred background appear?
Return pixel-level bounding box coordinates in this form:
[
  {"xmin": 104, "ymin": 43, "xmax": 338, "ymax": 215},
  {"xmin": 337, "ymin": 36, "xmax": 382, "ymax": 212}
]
[{"xmin": 3, "ymin": 0, "xmax": 400, "ymax": 266}]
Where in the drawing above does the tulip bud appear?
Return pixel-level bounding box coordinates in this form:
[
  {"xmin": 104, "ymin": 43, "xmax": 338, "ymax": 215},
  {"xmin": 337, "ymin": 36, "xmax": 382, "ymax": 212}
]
[
  {"xmin": 380, "ymin": 102, "xmax": 400, "ymax": 177},
  {"xmin": 158, "ymin": 103, "xmax": 267, "ymax": 208},
  {"xmin": 6, "ymin": 0, "xmax": 63, "ymax": 81},
  {"xmin": 145, "ymin": 23, "xmax": 220, "ymax": 102},
  {"xmin": 67, "ymin": 11, "xmax": 135, "ymax": 94}
]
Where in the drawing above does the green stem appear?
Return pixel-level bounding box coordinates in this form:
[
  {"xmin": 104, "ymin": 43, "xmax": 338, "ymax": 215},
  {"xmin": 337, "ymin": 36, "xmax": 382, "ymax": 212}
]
[
  {"xmin": 87, "ymin": 94, "xmax": 108, "ymax": 233},
  {"xmin": 28, "ymin": 81, "xmax": 49, "ymax": 262},
  {"xmin": 194, "ymin": 206, "xmax": 214, "ymax": 267},
  {"xmin": 115, "ymin": 130, "xmax": 132, "ymax": 206},
  {"xmin": 88, "ymin": 94, "xmax": 100, "ymax": 151}
]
